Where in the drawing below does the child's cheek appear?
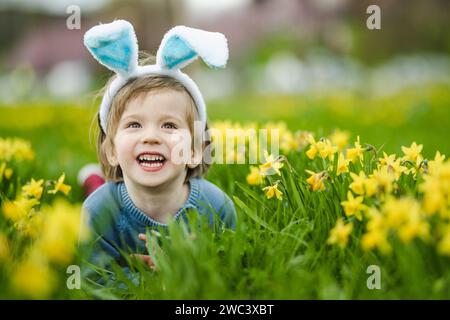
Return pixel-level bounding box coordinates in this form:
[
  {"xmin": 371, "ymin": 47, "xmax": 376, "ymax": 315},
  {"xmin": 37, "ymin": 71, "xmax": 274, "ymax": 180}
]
[{"xmin": 168, "ymin": 131, "xmax": 192, "ymax": 165}]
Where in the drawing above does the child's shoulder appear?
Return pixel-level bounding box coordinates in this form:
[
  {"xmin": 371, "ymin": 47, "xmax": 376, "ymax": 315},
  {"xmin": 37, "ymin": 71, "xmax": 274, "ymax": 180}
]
[
  {"xmin": 82, "ymin": 181, "xmax": 121, "ymax": 220},
  {"xmin": 192, "ymin": 177, "xmax": 237, "ymax": 228},
  {"xmin": 195, "ymin": 177, "xmax": 231, "ymax": 201}
]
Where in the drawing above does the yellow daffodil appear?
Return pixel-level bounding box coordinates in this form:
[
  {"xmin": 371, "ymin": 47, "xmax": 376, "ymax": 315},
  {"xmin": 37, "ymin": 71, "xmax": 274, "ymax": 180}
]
[
  {"xmin": 341, "ymin": 191, "xmax": 367, "ymax": 220},
  {"xmin": 295, "ymin": 131, "xmax": 314, "ymax": 150},
  {"xmin": 346, "ymin": 136, "xmax": 364, "ymax": 163},
  {"xmin": 259, "ymin": 150, "xmax": 284, "ymax": 176},
  {"xmin": 262, "ymin": 183, "xmax": 283, "ymax": 200},
  {"xmin": 319, "ymin": 139, "xmax": 338, "ymax": 160},
  {"xmin": 422, "ymin": 189, "xmax": 445, "ymax": 216},
  {"xmin": 329, "ymin": 129, "xmax": 350, "ymax": 151},
  {"xmin": 438, "ymin": 226, "xmax": 450, "ymax": 257},
  {"xmin": 22, "ymin": 178, "xmax": 44, "ymax": 199},
  {"xmin": 383, "ymin": 197, "xmax": 417, "ymax": 229},
  {"xmin": 327, "ymin": 218, "xmax": 353, "ymax": 248},
  {"xmin": 389, "ymin": 159, "xmax": 408, "ymax": 180},
  {"xmin": 401, "ymin": 142, "xmax": 423, "ymax": 162},
  {"xmin": 0, "ymin": 137, "xmax": 35, "ymax": 162},
  {"xmin": 419, "ymin": 159, "xmax": 450, "ymax": 216},
  {"xmin": 246, "ymin": 166, "xmax": 264, "ymax": 185},
  {"xmin": 0, "ymin": 162, "xmax": 5, "ymax": 178},
  {"xmin": 370, "ymin": 166, "xmax": 395, "ymax": 195},
  {"xmin": 305, "ymin": 136, "xmax": 320, "ymax": 159},
  {"xmin": 306, "ymin": 137, "xmax": 337, "ymax": 160},
  {"xmin": 0, "ymin": 162, "xmax": 12, "ymax": 180},
  {"xmin": 16, "ymin": 210, "xmax": 43, "ymax": 239},
  {"xmin": 361, "ymin": 209, "xmax": 391, "ymax": 254},
  {"xmin": 10, "ymin": 252, "xmax": 55, "ymax": 299},
  {"xmin": 381, "ymin": 196, "xmax": 430, "ymax": 243},
  {"xmin": 428, "ymin": 151, "xmax": 445, "ymax": 174},
  {"xmin": 336, "ymin": 153, "xmax": 350, "ymax": 176},
  {"xmin": 4, "ymin": 168, "xmax": 13, "ymax": 179},
  {"xmin": 36, "ymin": 200, "xmax": 87, "ymax": 264},
  {"xmin": 305, "ymin": 170, "xmax": 326, "ymax": 191},
  {"xmin": 363, "ymin": 177, "xmax": 379, "ymax": 197},
  {"xmin": 404, "ymin": 154, "xmax": 425, "ymax": 177},
  {"xmin": 379, "ymin": 152, "xmax": 397, "ymax": 167},
  {"xmin": 0, "ymin": 233, "xmax": 10, "ymax": 262},
  {"xmin": 349, "ymin": 171, "xmax": 366, "ymax": 195},
  {"xmin": 280, "ymin": 131, "xmax": 300, "ymax": 153},
  {"xmin": 378, "ymin": 152, "xmax": 407, "ymax": 180},
  {"xmin": 47, "ymin": 173, "xmax": 71, "ymax": 196},
  {"xmin": 1, "ymin": 197, "xmax": 39, "ymax": 222},
  {"xmin": 398, "ymin": 219, "xmax": 430, "ymax": 244},
  {"xmin": 361, "ymin": 228, "xmax": 391, "ymax": 254}
]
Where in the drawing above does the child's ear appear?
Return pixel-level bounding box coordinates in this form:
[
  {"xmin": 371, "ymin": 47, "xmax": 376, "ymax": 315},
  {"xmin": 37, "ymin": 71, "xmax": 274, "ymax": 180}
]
[{"xmin": 105, "ymin": 147, "xmax": 119, "ymax": 167}]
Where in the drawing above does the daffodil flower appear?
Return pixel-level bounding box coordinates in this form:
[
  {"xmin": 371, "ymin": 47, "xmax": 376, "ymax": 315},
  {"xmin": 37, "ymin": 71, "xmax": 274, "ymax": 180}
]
[
  {"xmin": 0, "ymin": 162, "xmax": 13, "ymax": 180},
  {"xmin": 295, "ymin": 131, "xmax": 314, "ymax": 150},
  {"xmin": 327, "ymin": 218, "xmax": 353, "ymax": 248},
  {"xmin": 1, "ymin": 197, "xmax": 39, "ymax": 222},
  {"xmin": 318, "ymin": 139, "xmax": 338, "ymax": 160},
  {"xmin": 340, "ymin": 191, "xmax": 367, "ymax": 220},
  {"xmin": 0, "ymin": 233, "xmax": 10, "ymax": 262},
  {"xmin": 10, "ymin": 251, "xmax": 55, "ymax": 299},
  {"xmin": 4, "ymin": 168, "xmax": 13, "ymax": 180},
  {"xmin": 259, "ymin": 150, "xmax": 284, "ymax": 176},
  {"xmin": 428, "ymin": 151, "xmax": 446, "ymax": 174},
  {"xmin": 438, "ymin": 225, "xmax": 450, "ymax": 257},
  {"xmin": 346, "ymin": 136, "xmax": 365, "ymax": 163},
  {"xmin": 336, "ymin": 153, "xmax": 350, "ymax": 176},
  {"xmin": 361, "ymin": 210, "xmax": 391, "ymax": 254},
  {"xmin": 22, "ymin": 178, "xmax": 44, "ymax": 199},
  {"xmin": 262, "ymin": 182, "xmax": 283, "ymax": 200},
  {"xmin": 305, "ymin": 170, "xmax": 327, "ymax": 191},
  {"xmin": 246, "ymin": 166, "xmax": 264, "ymax": 185},
  {"xmin": 401, "ymin": 142, "xmax": 423, "ymax": 162},
  {"xmin": 0, "ymin": 137, "xmax": 35, "ymax": 162},
  {"xmin": 48, "ymin": 173, "xmax": 71, "ymax": 196},
  {"xmin": 349, "ymin": 171, "xmax": 366, "ymax": 195},
  {"xmin": 370, "ymin": 166, "xmax": 395, "ymax": 194}
]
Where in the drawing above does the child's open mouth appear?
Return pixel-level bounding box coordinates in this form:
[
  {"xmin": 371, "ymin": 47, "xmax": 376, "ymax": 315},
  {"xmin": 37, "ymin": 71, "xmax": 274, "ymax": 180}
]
[{"xmin": 136, "ymin": 153, "xmax": 167, "ymax": 172}]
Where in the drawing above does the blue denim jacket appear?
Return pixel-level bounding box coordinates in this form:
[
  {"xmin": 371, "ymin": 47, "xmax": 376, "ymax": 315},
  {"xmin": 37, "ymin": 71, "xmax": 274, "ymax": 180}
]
[{"xmin": 81, "ymin": 177, "xmax": 236, "ymax": 269}]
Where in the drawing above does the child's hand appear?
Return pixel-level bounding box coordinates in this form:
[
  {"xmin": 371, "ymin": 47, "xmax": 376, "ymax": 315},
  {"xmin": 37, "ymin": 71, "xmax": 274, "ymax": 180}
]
[{"xmin": 129, "ymin": 233, "xmax": 156, "ymax": 270}]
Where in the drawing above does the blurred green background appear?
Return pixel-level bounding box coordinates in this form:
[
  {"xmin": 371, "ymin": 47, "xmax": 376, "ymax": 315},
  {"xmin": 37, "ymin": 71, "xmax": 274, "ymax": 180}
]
[{"xmin": 0, "ymin": 0, "xmax": 449, "ymax": 202}]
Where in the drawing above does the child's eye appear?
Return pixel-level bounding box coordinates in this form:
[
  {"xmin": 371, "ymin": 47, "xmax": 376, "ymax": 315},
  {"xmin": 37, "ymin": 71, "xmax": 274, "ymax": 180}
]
[
  {"xmin": 162, "ymin": 122, "xmax": 177, "ymax": 129},
  {"xmin": 127, "ymin": 122, "xmax": 141, "ymax": 128}
]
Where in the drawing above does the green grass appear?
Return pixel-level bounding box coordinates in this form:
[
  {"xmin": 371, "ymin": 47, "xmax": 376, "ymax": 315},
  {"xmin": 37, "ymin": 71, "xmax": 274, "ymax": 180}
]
[{"xmin": 1, "ymin": 83, "xmax": 449, "ymax": 299}]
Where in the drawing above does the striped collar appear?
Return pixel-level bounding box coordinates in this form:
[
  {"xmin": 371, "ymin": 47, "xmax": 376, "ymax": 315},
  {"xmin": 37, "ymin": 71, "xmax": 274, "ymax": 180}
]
[{"xmin": 118, "ymin": 178, "xmax": 200, "ymax": 227}]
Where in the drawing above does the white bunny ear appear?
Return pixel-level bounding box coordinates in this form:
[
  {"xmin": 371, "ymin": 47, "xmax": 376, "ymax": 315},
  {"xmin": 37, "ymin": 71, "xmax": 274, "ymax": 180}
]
[
  {"xmin": 156, "ymin": 26, "xmax": 228, "ymax": 70},
  {"xmin": 84, "ymin": 20, "xmax": 138, "ymax": 78}
]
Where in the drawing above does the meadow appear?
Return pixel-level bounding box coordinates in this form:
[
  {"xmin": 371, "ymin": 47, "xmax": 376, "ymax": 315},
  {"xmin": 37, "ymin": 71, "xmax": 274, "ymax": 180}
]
[{"xmin": 0, "ymin": 83, "xmax": 449, "ymax": 299}]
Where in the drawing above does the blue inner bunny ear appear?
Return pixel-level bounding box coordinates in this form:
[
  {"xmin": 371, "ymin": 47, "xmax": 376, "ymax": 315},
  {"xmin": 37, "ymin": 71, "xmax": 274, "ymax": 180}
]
[
  {"xmin": 88, "ymin": 28, "xmax": 134, "ymax": 73},
  {"xmin": 162, "ymin": 35, "xmax": 198, "ymax": 69}
]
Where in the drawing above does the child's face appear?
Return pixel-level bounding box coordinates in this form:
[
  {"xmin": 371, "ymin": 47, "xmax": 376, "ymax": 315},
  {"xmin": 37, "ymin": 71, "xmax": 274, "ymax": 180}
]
[{"xmin": 109, "ymin": 88, "xmax": 196, "ymax": 188}]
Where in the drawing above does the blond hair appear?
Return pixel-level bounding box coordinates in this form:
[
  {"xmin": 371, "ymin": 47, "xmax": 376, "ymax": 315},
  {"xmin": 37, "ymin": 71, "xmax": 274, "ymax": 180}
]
[{"xmin": 92, "ymin": 56, "xmax": 211, "ymax": 184}]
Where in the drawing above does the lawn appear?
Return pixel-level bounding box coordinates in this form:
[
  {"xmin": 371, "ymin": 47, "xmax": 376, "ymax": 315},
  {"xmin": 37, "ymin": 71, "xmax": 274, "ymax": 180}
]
[{"xmin": 0, "ymin": 83, "xmax": 449, "ymax": 299}]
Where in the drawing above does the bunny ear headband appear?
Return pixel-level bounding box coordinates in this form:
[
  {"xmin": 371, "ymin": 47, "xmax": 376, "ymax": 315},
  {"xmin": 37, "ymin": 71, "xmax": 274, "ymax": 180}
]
[{"xmin": 83, "ymin": 20, "xmax": 229, "ymax": 133}]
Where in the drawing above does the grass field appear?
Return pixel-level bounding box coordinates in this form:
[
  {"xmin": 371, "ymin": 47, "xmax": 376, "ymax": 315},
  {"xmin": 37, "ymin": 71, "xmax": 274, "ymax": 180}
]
[{"xmin": 0, "ymin": 83, "xmax": 449, "ymax": 299}]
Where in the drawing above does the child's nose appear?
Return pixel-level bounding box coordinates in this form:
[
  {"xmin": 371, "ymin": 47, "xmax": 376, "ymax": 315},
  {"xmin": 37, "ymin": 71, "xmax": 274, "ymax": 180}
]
[{"xmin": 140, "ymin": 126, "xmax": 163, "ymax": 144}]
